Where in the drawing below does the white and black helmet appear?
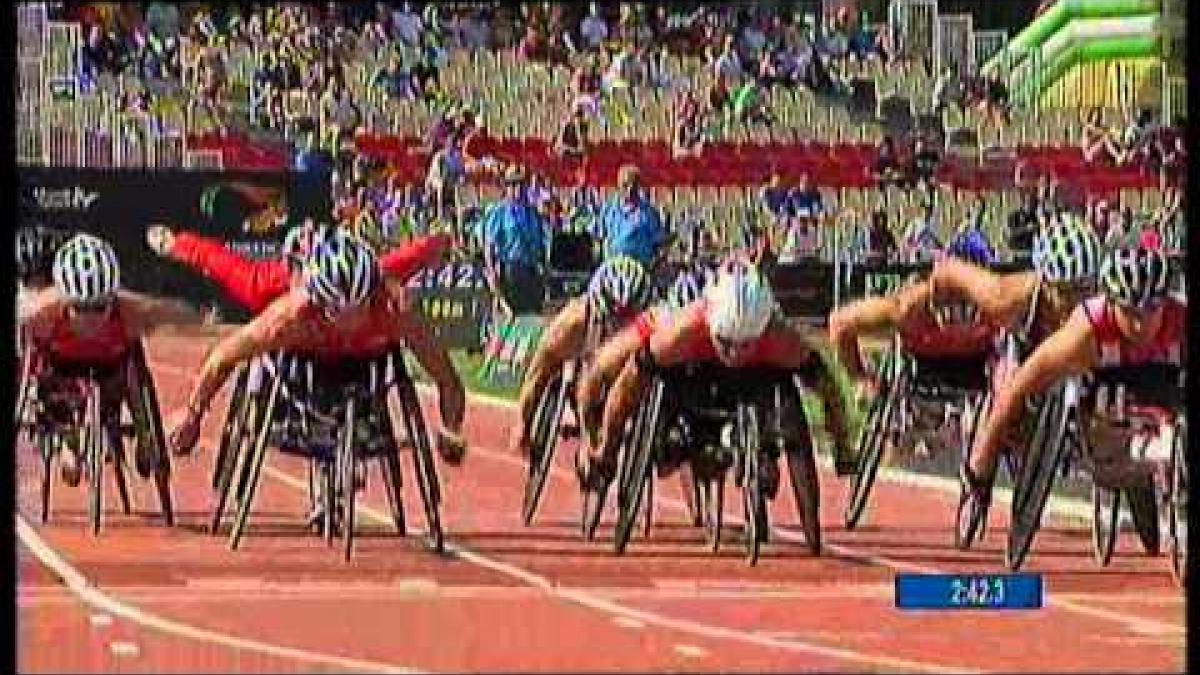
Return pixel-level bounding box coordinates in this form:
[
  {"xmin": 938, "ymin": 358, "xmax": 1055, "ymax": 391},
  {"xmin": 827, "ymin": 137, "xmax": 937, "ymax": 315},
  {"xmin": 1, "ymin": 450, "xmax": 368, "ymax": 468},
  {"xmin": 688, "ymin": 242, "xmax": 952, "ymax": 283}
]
[
  {"xmin": 52, "ymin": 233, "xmax": 120, "ymax": 307},
  {"xmin": 1032, "ymin": 216, "xmax": 1103, "ymax": 284},
  {"xmin": 1100, "ymin": 247, "xmax": 1170, "ymax": 309},
  {"xmin": 303, "ymin": 230, "xmax": 381, "ymax": 313}
]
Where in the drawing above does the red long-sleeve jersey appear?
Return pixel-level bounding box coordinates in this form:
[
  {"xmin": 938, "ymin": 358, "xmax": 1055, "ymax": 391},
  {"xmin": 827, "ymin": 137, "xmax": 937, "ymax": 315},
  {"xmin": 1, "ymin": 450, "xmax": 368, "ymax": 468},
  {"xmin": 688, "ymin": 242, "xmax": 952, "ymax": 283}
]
[{"xmin": 168, "ymin": 232, "xmax": 451, "ymax": 315}]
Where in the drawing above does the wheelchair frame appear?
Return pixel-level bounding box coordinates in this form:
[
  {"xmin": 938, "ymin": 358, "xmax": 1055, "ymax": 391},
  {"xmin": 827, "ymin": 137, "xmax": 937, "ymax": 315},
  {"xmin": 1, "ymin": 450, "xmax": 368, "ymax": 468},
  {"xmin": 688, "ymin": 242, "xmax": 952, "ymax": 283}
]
[
  {"xmin": 16, "ymin": 338, "xmax": 174, "ymax": 534},
  {"xmin": 1006, "ymin": 368, "xmax": 1182, "ymax": 572},
  {"xmin": 208, "ymin": 347, "xmax": 445, "ymax": 560},
  {"xmin": 613, "ymin": 364, "xmax": 822, "ymax": 565},
  {"xmin": 842, "ymin": 334, "xmax": 1001, "ymax": 550}
]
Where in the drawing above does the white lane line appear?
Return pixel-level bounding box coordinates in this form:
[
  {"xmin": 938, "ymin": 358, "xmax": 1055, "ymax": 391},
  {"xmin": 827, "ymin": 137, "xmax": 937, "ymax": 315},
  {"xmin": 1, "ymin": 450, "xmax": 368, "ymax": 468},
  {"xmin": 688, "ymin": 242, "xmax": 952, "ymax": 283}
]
[
  {"xmin": 452, "ymin": 390, "xmax": 1187, "ymax": 639},
  {"xmin": 15, "ymin": 517, "xmax": 426, "ymax": 674},
  {"xmin": 263, "ymin": 466, "xmax": 979, "ymax": 674},
  {"xmin": 673, "ymin": 644, "xmax": 708, "ymax": 659},
  {"xmin": 90, "ymin": 613, "xmax": 113, "ymax": 627},
  {"xmin": 109, "ymin": 641, "xmax": 141, "ymax": 658},
  {"xmin": 613, "ymin": 617, "xmax": 646, "ymax": 629}
]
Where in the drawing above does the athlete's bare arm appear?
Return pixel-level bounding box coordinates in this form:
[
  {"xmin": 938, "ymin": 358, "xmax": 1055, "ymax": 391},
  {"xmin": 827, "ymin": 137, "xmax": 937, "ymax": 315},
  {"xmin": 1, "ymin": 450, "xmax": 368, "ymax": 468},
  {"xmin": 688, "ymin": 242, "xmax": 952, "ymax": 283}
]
[
  {"xmin": 118, "ymin": 290, "xmax": 210, "ymax": 333},
  {"xmin": 384, "ymin": 288, "xmax": 466, "ymax": 442},
  {"xmin": 576, "ymin": 323, "xmax": 644, "ymax": 446},
  {"xmin": 515, "ymin": 298, "xmax": 588, "ymax": 451},
  {"xmin": 592, "ymin": 311, "xmax": 702, "ymax": 463},
  {"xmin": 970, "ymin": 309, "xmax": 1099, "ymax": 475},
  {"xmin": 827, "ymin": 288, "xmax": 910, "ymax": 381},
  {"xmin": 929, "ymin": 258, "xmax": 1037, "ymax": 328},
  {"xmin": 170, "ymin": 292, "xmax": 306, "ymax": 454}
]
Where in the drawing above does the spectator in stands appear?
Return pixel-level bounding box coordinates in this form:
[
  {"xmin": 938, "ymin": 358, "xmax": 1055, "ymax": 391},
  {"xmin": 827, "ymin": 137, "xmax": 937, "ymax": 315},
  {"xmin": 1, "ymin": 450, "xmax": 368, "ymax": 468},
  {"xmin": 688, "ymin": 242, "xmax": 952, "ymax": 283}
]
[
  {"xmin": 759, "ymin": 173, "xmax": 793, "ymax": 223},
  {"xmin": 931, "ymin": 66, "xmax": 964, "ymax": 118},
  {"xmin": 370, "ymin": 53, "xmax": 414, "ymax": 102},
  {"xmin": 865, "ymin": 209, "xmax": 898, "ymax": 263},
  {"xmin": 1155, "ymin": 129, "xmax": 1185, "ymax": 193},
  {"xmin": 482, "ymin": 165, "xmax": 548, "ymax": 314},
  {"xmin": 593, "ymin": 165, "xmax": 668, "ymax": 269},
  {"xmin": 1006, "ymin": 190, "xmax": 1040, "ymax": 259},
  {"xmin": 461, "ymin": 110, "xmax": 503, "ymax": 178},
  {"xmin": 902, "ymin": 201, "xmax": 942, "ymax": 263},
  {"xmin": 318, "ymin": 79, "xmax": 361, "ymax": 156},
  {"xmin": 565, "ymin": 172, "xmax": 603, "ymax": 232},
  {"xmin": 391, "ymin": 2, "xmax": 422, "ymax": 49},
  {"xmin": 1114, "ymin": 107, "xmax": 1157, "ymax": 167},
  {"xmin": 672, "ymin": 87, "xmax": 706, "ymax": 158},
  {"xmin": 871, "ymin": 135, "xmax": 907, "ymax": 189},
  {"xmin": 711, "ymin": 34, "xmax": 744, "ymax": 83},
  {"xmin": 910, "ymin": 138, "xmax": 942, "ymax": 196},
  {"xmin": 578, "ymin": 3, "xmax": 609, "ymax": 53},
  {"xmin": 791, "ymin": 172, "xmax": 825, "ymax": 246},
  {"xmin": 1081, "ymin": 107, "xmax": 1123, "ymax": 165},
  {"xmin": 556, "ymin": 103, "xmax": 589, "ymax": 163},
  {"xmin": 425, "ymin": 131, "xmax": 467, "ymax": 227}
]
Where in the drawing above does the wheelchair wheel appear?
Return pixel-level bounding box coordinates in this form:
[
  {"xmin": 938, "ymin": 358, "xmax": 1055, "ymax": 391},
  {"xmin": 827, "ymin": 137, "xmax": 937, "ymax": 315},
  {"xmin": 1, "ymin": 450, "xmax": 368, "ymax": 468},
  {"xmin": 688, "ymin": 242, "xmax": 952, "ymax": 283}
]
[
  {"xmin": 339, "ymin": 397, "xmax": 358, "ymax": 561},
  {"xmin": 1168, "ymin": 421, "xmax": 1187, "ymax": 586},
  {"xmin": 614, "ymin": 379, "xmax": 664, "ymax": 555},
  {"xmin": 212, "ymin": 364, "xmax": 251, "ymax": 490},
  {"xmin": 376, "ymin": 395, "xmax": 407, "ymax": 535},
  {"xmin": 1005, "ymin": 387, "xmax": 1072, "ymax": 571},
  {"xmin": 739, "ymin": 404, "xmax": 768, "ymax": 566},
  {"xmin": 39, "ymin": 433, "xmax": 54, "ymax": 523},
  {"xmin": 1126, "ymin": 479, "xmax": 1161, "ymax": 556},
  {"xmin": 844, "ymin": 364, "xmax": 903, "ymax": 530},
  {"xmin": 1092, "ymin": 484, "xmax": 1121, "ymax": 566},
  {"xmin": 85, "ymin": 380, "xmax": 104, "ymax": 536},
  {"xmin": 955, "ymin": 391, "xmax": 993, "ymax": 550},
  {"xmin": 395, "ymin": 378, "xmax": 444, "ymax": 554},
  {"xmin": 131, "ymin": 346, "xmax": 174, "ymax": 526},
  {"xmin": 706, "ymin": 474, "xmax": 725, "ymax": 553},
  {"xmin": 786, "ymin": 443, "xmax": 822, "ymax": 556},
  {"xmin": 111, "ymin": 427, "xmax": 133, "ymax": 516},
  {"xmin": 229, "ymin": 370, "xmax": 284, "ymax": 551},
  {"xmin": 523, "ymin": 372, "xmax": 570, "ymax": 526},
  {"xmin": 211, "ymin": 366, "xmax": 271, "ymax": 535}
]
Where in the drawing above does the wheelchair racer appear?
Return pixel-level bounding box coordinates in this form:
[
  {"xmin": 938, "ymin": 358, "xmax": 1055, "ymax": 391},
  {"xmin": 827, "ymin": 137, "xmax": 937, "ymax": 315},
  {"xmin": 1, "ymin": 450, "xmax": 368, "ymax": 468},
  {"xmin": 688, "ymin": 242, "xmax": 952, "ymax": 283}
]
[
  {"xmin": 511, "ymin": 255, "xmax": 653, "ymax": 456},
  {"xmin": 577, "ymin": 263, "xmax": 854, "ymax": 499},
  {"xmin": 17, "ymin": 226, "xmax": 72, "ymax": 353},
  {"xmin": 969, "ymin": 248, "xmax": 1185, "ymax": 497},
  {"xmin": 827, "ymin": 235, "xmax": 1003, "ymax": 473},
  {"xmin": 927, "ymin": 217, "xmax": 1105, "ymax": 516},
  {"xmin": 146, "ymin": 223, "xmax": 451, "ymax": 314},
  {"xmin": 168, "ymin": 230, "xmax": 468, "ymax": 466},
  {"xmin": 21, "ymin": 234, "xmax": 210, "ymax": 485}
]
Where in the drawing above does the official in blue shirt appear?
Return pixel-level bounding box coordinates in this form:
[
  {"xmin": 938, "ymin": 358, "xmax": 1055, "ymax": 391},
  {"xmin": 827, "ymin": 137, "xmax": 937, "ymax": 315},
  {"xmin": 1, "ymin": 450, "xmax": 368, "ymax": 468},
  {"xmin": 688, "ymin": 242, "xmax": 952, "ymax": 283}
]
[
  {"xmin": 592, "ymin": 165, "xmax": 668, "ymax": 269},
  {"xmin": 481, "ymin": 165, "xmax": 548, "ymax": 314}
]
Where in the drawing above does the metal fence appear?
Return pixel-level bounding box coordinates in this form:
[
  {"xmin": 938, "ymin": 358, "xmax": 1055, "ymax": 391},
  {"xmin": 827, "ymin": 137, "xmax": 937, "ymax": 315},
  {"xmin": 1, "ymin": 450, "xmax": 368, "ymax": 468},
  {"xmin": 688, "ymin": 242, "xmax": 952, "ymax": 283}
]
[
  {"xmin": 934, "ymin": 13, "xmax": 974, "ymax": 78},
  {"xmin": 889, "ymin": 0, "xmax": 939, "ymax": 73},
  {"xmin": 17, "ymin": 4, "xmax": 217, "ymax": 170},
  {"xmin": 971, "ymin": 30, "xmax": 1007, "ymax": 77}
]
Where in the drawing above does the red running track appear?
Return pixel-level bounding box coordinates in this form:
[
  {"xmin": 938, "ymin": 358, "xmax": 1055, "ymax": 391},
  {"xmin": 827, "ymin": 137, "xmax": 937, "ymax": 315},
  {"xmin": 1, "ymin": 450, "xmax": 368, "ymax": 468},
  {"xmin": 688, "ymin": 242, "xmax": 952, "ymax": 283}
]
[{"xmin": 16, "ymin": 334, "xmax": 1184, "ymax": 673}]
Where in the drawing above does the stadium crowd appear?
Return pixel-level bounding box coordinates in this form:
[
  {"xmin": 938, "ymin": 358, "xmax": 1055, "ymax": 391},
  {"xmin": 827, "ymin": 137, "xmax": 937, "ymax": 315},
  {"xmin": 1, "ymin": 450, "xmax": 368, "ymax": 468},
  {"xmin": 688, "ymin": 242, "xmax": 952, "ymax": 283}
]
[{"xmin": 31, "ymin": 1, "xmax": 1187, "ymax": 316}]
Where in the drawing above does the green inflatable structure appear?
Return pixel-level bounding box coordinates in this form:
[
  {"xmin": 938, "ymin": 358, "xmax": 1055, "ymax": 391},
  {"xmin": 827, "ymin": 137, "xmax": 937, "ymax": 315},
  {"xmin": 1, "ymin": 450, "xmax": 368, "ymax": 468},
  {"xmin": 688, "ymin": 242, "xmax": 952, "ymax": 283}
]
[{"xmin": 982, "ymin": 0, "xmax": 1162, "ymax": 105}]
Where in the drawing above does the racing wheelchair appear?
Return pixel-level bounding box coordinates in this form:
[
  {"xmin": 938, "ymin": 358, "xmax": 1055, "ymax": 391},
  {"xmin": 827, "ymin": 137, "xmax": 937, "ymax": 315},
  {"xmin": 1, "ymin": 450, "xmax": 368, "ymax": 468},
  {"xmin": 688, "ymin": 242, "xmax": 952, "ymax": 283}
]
[
  {"xmin": 207, "ymin": 347, "xmax": 445, "ymax": 560},
  {"xmin": 613, "ymin": 361, "xmax": 823, "ymax": 565},
  {"xmin": 842, "ymin": 333, "xmax": 1017, "ymax": 550},
  {"xmin": 16, "ymin": 335, "xmax": 174, "ymax": 534},
  {"xmin": 1005, "ymin": 364, "xmax": 1185, "ymax": 582}
]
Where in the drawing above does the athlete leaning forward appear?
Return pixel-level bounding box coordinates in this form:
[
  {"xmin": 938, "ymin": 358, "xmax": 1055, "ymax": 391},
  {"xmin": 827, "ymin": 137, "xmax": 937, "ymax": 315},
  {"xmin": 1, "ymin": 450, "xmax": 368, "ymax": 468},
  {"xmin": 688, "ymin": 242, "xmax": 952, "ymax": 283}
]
[
  {"xmin": 17, "ymin": 233, "xmax": 214, "ymax": 531},
  {"xmin": 574, "ymin": 260, "xmax": 855, "ymax": 550},
  {"xmin": 161, "ymin": 226, "xmax": 466, "ymax": 546}
]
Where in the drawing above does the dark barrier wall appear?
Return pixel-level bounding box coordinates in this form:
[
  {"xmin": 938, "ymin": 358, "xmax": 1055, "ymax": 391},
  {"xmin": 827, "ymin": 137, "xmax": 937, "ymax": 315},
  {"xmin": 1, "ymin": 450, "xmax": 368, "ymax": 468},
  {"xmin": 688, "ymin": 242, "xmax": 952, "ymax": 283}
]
[{"xmin": 18, "ymin": 168, "xmax": 327, "ymax": 322}]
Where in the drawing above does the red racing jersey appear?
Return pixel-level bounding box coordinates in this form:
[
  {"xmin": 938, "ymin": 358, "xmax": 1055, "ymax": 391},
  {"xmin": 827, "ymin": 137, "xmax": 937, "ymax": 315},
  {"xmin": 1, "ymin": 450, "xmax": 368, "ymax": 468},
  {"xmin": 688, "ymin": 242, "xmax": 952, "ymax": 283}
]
[
  {"xmin": 169, "ymin": 232, "xmax": 452, "ymax": 315},
  {"xmin": 1079, "ymin": 295, "xmax": 1186, "ymax": 368}
]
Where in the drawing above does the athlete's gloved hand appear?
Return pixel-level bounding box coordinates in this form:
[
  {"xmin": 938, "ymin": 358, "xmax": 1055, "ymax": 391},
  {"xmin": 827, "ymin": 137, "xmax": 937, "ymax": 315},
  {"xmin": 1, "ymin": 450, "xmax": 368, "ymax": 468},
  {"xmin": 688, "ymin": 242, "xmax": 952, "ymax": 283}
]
[
  {"xmin": 167, "ymin": 408, "xmax": 201, "ymax": 456},
  {"xmin": 436, "ymin": 428, "xmax": 467, "ymax": 466},
  {"xmin": 146, "ymin": 225, "xmax": 175, "ymax": 257}
]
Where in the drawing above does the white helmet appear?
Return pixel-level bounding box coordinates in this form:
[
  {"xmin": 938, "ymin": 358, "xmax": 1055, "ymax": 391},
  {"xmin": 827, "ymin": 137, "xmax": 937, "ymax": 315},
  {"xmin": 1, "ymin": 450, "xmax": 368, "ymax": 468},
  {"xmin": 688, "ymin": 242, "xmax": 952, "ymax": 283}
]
[
  {"xmin": 705, "ymin": 264, "xmax": 774, "ymax": 343},
  {"xmin": 53, "ymin": 233, "xmax": 120, "ymax": 307}
]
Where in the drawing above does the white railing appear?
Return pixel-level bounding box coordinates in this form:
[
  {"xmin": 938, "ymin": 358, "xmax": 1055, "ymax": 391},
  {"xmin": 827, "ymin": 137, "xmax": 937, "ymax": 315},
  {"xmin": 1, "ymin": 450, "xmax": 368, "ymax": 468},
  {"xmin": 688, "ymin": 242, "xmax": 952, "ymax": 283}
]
[
  {"xmin": 889, "ymin": 0, "xmax": 939, "ymax": 71},
  {"xmin": 971, "ymin": 30, "xmax": 1007, "ymax": 77},
  {"xmin": 184, "ymin": 149, "xmax": 225, "ymax": 170},
  {"xmin": 934, "ymin": 13, "xmax": 973, "ymax": 77}
]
